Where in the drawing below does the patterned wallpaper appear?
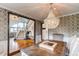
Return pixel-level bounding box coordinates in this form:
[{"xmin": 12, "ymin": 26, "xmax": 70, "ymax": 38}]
[
  {"xmin": 49, "ymin": 14, "xmax": 79, "ymax": 37},
  {"xmin": 0, "ymin": 8, "xmax": 8, "ymax": 56},
  {"xmin": 0, "ymin": 8, "xmax": 8, "ymax": 41}
]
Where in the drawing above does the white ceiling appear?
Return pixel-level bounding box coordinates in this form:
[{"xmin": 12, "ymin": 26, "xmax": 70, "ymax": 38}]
[{"xmin": 0, "ymin": 3, "xmax": 79, "ymax": 21}]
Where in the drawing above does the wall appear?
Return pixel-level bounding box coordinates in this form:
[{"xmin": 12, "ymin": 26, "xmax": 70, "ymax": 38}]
[
  {"xmin": 0, "ymin": 8, "xmax": 8, "ymax": 41},
  {"xmin": 35, "ymin": 20, "xmax": 42, "ymax": 43},
  {"xmin": 0, "ymin": 8, "xmax": 8, "ymax": 55},
  {"xmin": 49, "ymin": 14, "xmax": 78, "ymax": 41},
  {"xmin": 48, "ymin": 14, "xmax": 79, "ymax": 56}
]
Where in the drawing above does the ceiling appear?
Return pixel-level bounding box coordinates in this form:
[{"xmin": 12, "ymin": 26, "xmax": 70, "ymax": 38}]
[{"xmin": 0, "ymin": 3, "xmax": 79, "ymax": 21}]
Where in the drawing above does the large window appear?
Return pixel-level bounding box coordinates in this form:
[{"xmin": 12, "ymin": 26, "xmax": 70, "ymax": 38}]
[
  {"xmin": 10, "ymin": 22, "xmax": 26, "ymax": 32},
  {"xmin": 8, "ymin": 13, "xmax": 35, "ymax": 55}
]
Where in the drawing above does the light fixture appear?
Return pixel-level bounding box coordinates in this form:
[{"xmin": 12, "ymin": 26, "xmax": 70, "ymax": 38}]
[
  {"xmin": 10, "ymin": 14, "xmax": 20, "ymax": 20},
  {"xmin": 44, "ymin": 3, "xmax": 60, "ymax": 29}
]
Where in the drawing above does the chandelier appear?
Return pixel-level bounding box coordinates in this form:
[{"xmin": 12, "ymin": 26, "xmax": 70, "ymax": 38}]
[{"xmin": 44, "ymin": 3, "xmax": 60, "ymax": 29}]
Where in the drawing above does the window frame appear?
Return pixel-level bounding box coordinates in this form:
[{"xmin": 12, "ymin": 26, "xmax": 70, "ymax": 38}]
[{"xmin": 8, "ymin": 12, "xmax": 35, "ymax": 56}]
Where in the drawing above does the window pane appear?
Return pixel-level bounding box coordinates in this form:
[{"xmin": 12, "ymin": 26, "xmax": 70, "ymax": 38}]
[
  {"xmin": 10, "ymin": 28, "xmax": 14, "ymax": 32},
  {"xmin": 12, "ymin": 24, "xmax": 17, "ymax": 28},
  {"xmin": 18, "ymin": 23, "xmax": 23, "ymax": 28},
  {"xmin": 13, "ymin": 28, "xmax": 17, "ymax": 32}
]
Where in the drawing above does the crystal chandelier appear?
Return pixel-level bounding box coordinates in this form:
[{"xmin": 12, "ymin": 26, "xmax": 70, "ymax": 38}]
[{"xmin": 44, "ymin": 3, "xmax": 60, "ymax": 29}]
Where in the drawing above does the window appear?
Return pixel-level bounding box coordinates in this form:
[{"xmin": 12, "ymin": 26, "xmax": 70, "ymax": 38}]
[
  {"xmin": 10, "ymin": 22, "xmax": 26, "ymax": 32},
  {"xmin": 9, "ymin": 13, "xmax": 35, "ymax": 55}
]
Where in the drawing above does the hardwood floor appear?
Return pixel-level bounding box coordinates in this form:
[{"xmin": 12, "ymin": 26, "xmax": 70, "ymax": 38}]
[
  {"xmin": 20, "ymin": 40, "xmax": 68, "ymax": 56},
  {"xmin": 10, "ymin": 40, "xmax": 69, "ymax": 56},
  {"xmin": 9, "ymin": 49, "xmax": 20, "ymax": 56},
  {"xmin": 13, "ymin": 52, "xmax": 21, "ymax": 56}
]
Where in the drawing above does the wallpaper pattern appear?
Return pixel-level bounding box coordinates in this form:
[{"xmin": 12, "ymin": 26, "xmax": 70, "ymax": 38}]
[
  {"xmin": 0, "ymin": 8, "xmax": 8, "ymax": 41},
  {"xmin": 0, "ymin": 8, "xmax": 8, "ymax": 55},
  {"xmin": 49, "ymin": 14, "xmax": 78, "ymax": 37}
]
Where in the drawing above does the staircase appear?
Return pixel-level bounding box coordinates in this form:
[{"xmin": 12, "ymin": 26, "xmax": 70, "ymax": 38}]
[
  {"xmin": 16, "ymin": 30, "xmax": 25, "ymax": 39},
  {"xmin": 15, "ymin": 20, "xmax": 34, "ymax": 39}
]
